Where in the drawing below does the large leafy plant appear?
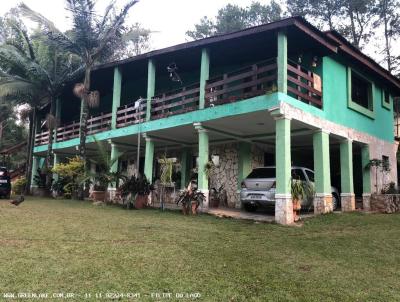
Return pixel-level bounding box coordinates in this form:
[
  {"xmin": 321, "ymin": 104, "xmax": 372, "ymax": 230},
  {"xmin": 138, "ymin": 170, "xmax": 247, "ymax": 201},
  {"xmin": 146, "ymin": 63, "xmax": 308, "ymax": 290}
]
[{"xmin": 52, "ymin": 156, "xmax": 85, "ymax": 198}]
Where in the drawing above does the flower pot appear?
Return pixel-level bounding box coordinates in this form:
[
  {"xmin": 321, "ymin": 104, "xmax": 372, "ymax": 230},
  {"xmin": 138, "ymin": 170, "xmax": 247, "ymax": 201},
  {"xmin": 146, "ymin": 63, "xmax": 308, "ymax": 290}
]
[
  {"xmin": 293, "ymin": 198, "xmax": 301, "ymax": 222},
  {"xmin": 191, "ymin": 201, "xmax": 199, "ymax": 215},
  {"xmin": 135, "ymin": 195, "xmax": 148, "ymax": 209},
  {"xmin": 182, "ymin": 204, "xmax": 190, "ymax": 215},
  {"xmin": 91, "ymin": 191, "xmax": 106, "ymax": 202},
  {"xmin": 293, "ymin": 199, "xmax": 301, "ymax": 211}
]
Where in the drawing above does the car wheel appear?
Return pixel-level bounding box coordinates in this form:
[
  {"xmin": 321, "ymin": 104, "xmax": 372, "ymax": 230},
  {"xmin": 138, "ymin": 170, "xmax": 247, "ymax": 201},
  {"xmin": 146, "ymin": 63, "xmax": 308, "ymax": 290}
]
[
  {"xmin": 244, "ymin": 203, "xmax": 257, "ymax": 212},
  {"xmin": 332, "ymin": 193, "xmax": 340, "ymax": 211}
]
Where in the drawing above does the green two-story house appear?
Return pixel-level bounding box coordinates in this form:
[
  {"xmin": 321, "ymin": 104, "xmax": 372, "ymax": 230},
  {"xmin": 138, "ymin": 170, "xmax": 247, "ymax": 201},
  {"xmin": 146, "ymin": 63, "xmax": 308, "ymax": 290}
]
[{"xmin": 32, "ymin": 17, "xmax": 400, "ymax": 224}]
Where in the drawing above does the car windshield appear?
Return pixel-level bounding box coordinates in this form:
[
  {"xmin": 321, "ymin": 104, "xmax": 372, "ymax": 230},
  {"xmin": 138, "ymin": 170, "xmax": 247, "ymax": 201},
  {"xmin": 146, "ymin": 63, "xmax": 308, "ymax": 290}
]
[
  {"xmin": 247, "ymin": 168, "xmax": 276, "ymax": 179},
  {"xmin": 0, "ymin": 168, "xmax": 6, "ymax": 176}
]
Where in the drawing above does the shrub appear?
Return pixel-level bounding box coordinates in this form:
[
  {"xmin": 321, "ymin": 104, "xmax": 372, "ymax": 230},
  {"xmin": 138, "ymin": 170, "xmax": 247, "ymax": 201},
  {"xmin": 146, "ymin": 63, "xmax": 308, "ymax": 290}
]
[
  {"xmin": 52, "ymin": 156, "xmax": 85, "ymax": 199},
  {"xmin": 12, "ymin": 177, "xmax": 27, "ymax": 195}
]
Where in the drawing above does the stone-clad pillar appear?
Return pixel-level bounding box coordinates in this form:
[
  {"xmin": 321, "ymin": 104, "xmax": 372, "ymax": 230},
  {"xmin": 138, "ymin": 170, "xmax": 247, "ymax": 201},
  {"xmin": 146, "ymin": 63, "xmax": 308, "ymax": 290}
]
[
  {"xmin": 340, "ymin": 139, "xmax": 355, "ymax": 211},
  {"xmin": 313, "ymin": 129, "xmax": 333, "ymax": 214},
  {"xmin": 274, "ymin": 115, "xmax": 293, "ymax": 224}
]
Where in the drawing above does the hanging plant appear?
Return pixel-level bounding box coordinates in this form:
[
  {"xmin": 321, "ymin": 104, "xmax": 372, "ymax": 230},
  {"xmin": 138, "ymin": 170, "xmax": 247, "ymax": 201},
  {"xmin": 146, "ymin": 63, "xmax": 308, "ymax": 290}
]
[
  {"xmin": 204, "ymin": 160, "xmax": 215, "ymax": 178},
  {"xmin": 73, "ymin": 83, "xmax": 86, "ymax": 98},
  {"xmin": 158, "ymin": 155, "xmax": 174, "ymax": 186},
  {"xmin": 87, "ymin": 91, "xmax": 100, "ymax": 108}
]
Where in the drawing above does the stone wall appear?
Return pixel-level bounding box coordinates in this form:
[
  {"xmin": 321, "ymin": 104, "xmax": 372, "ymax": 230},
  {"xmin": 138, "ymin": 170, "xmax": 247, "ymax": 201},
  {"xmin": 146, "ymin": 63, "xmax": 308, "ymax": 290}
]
[
  {"xmin": 370, "ymin": 194, "xmax": 400, "ymax": 213},
  {"xmin": 209, "ymin": 144, "xmax": 239, "ymax": 208},
  {"xmin": 209, "ymin": 143, "xmax": 266, "ymax": 208}
]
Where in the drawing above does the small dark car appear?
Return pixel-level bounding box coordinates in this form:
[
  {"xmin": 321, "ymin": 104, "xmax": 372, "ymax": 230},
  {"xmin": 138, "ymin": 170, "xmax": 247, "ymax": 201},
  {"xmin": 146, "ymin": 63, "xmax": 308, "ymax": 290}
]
[{"xmin": 0, "ymin": 167, "xmax": 11, "ymax": 199}]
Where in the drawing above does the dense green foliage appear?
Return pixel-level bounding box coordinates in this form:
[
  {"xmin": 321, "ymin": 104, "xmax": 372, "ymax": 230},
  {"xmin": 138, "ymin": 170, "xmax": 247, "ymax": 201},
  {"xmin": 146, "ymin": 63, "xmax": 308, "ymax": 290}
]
[
  {"xmin": 187, "ymin": 0, "xmax": 400, "ymax": 76},
  {"xmin": 186, "ymin": 1, "xmax": 283, "ymax": 39}
]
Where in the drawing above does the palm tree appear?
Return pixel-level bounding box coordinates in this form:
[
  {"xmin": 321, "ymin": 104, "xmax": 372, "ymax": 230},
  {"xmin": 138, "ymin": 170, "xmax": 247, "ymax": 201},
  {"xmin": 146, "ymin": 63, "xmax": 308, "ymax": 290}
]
[
  {"xmin": 0, "ymin": 18, "xmax": 84, "ymax": 193},
  {"xmin": 20, "ymin": 0, "xmax": 139, "ymax": 198}
]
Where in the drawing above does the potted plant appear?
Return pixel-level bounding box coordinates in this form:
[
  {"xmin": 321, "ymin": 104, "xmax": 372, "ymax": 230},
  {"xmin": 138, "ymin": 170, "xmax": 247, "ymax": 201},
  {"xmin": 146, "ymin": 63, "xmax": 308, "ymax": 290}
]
[
  {"xmin": 158, "ymin": 155, "xmax": 176, "ymax": 210},
  {"xmin": 176, "ymin": 180, "xmax": 205, "ymax": 215},
  {"xmin": 87, "ymin": 141, "xmax": 126, "ymax": 202},
  {"xmin": 33, "ymin": 168, "xmax": 50, "ymax": 197},
  {"xmin": 291, "ymin": 178, "xmax": 314, "ymax": 222},
  {"xmin": 135, "ymin": 176, "xmax": 153, "ymax": 209},
  {"xmin": 119, "ymin": 175, "xmax": 154, "ymax": 209}
]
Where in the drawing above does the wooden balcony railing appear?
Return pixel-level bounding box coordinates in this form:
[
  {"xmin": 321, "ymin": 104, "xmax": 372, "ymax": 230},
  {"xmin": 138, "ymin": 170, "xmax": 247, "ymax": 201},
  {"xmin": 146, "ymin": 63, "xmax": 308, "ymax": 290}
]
[
  {"xmin": 205, "ymin": 60, "xmax": 277, "ymax": 107},
  {"xmin": 56, "ymin": 121, "xmax": 80, "ymax": 142},
  {"xmin": 151, "ymin": 83, "xmax": 200, "ymax": 120},
  {"xmin": 287, "ymin": 60, "xmax": 322, "ymax": 108},
  {"xmin": 34, "ymin": 59, "xmax": 324, "ymax": 146},
  {"xmin": 116, "ymin": 102, "xmax": 147, "ymax": 128},
  {"xmin": 34, "ymin": 130, "xmax": 49, "ymax": 146},
  {"xmin": 87, "ymin": 112, "xmax": 112, "ymax": 134}
]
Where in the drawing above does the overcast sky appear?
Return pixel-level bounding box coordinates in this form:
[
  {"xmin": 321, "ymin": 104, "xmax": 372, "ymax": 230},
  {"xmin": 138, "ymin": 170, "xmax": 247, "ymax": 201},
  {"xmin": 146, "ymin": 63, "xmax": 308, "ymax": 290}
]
[
  {"xmin": 0, "ymin": 0, "xmax": 257, "ymax": 50},
  {"xmin": 0, "ymin": 0, "xmax": 395, "ymax": 67}
]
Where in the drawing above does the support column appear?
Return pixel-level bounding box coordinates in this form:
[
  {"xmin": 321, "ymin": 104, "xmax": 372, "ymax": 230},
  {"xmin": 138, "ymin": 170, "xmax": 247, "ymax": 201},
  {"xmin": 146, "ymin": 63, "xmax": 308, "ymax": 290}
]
[
  {"xmin": 108, "ymin": 142, "xmax": 122, "ymax": 201},
  {"xmin": 340, "ymin": 139, "xmax": 355, "ymax": 211},
  {"xmin": 195, "ymin": 124, "xmax": 209, "ymax": 208},
  {"xmin": 274, "ymin": 116, "xmax": 293, "ymax": 224},
  {"xmin": 144, "ymin": 135, "xmax": 154, "ymax": 181},
  {"xmin": 146, "ymin": 59, "xmax": 156, "ymax": 121},
  {"xmin": 53, "ymin": 153, "xmax": 60, "ymax": 182},
  {"xmin": 238, "ymin": 142, "xmax": 252, "ymax": 208},
  {"xmin": 361, "ymin": 144, "xmax": 371, "ymax": 211},
  {"xmin": 277, "ymin": 31, "xmax": 287, "ymax": 94},
  {"xmin": 180, "ymin": 148, "xmax": 190, "ymax": 190},
  {"xmin": 110, "ymin": 143, "xmax": 122, "ymax": 175},
  {"xmin": 111, "ymin": 67, "xmax": 122, "ymax": 129},
  {"xmin": 30, "ymin": 155, "xmax": 39, "ymax": 190},
  {"xmin": 313, "ymin": 130, "xmax": 333, "ymax": 214},
  {"xmin": 199, "ymin": 48, "xmax": 210, "ymax": 109}
]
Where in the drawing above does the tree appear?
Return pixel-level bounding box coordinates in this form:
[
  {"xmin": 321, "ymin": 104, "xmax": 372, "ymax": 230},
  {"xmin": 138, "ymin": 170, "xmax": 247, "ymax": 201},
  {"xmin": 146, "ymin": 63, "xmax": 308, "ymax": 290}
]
[
  {"xmin": 186, "ymin": 1, "xmax": 283, "ymax": 39},
  {"xmin": 373, "ymin": 0, "xmax": 400, "ymax": 73},
  {"xmin": 341, "ymin": 0, "xmax": 375, "ymax": 49},
  {"xmin": 0, "ymin": 15, "xmax": 84, "ymax": 192},
  {"xmin": 287, "ymin": 0, "xmax": 375, "ymax": 49},
  {"xmin": 20, "ymin": 0, "xmax": 138, "ymax": 199},
  {"xmin": 286, "ymin": 0, "xmax": 343, "ymax": 30},
  {"xmin": 117, "ymin": 23, "xmax": 152, "ymax": 58}
]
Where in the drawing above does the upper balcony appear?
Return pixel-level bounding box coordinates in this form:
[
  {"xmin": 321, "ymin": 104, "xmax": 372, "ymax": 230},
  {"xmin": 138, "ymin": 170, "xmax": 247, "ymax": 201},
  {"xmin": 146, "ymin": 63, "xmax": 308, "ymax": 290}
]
[{"xmin": 34, "ymin": 58, "xmax": 323, "ymax": 146}]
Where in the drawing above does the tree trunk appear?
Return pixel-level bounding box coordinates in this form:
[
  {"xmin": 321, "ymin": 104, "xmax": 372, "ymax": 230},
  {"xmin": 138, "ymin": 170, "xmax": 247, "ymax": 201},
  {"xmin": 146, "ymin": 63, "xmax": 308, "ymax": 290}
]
[
  {"xmin": 383, "ymin": 2, "xmax": 392, "ymax": 72},
  {"xmin": 45, "ymin": 98, "xmax": 56, "ymax": 192},
  {"xmin": 24, "ymin": 108, "xmax": 37, "ymax": 195},
  {"xmin": 77, "ymin": 65, "xmax": 92, "ymax": 200}
]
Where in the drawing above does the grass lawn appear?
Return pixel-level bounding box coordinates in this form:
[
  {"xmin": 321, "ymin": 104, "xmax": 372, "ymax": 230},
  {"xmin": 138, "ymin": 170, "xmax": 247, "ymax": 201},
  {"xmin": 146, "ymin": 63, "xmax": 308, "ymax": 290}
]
[{"xmin": 0, "ymin": 197, "xmax": 399, "ymax": 301}]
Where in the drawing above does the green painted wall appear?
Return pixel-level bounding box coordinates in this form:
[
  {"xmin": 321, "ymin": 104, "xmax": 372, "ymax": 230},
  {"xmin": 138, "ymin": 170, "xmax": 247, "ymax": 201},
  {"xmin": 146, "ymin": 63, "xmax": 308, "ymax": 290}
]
[
  {"xmin": 237, "ymin": 142, "xmax": 252, "ymax": 189},
  {"xmin": 322, "ymin": 57, "xmax": 393, "ymax": 141},
  {"xmin": 282, "ymin": 56, "xmax": 394, "ymax": 142},
  {"xmin": 313, "ymin": 130, "xmax": 331, "ymax": 193}
]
